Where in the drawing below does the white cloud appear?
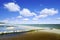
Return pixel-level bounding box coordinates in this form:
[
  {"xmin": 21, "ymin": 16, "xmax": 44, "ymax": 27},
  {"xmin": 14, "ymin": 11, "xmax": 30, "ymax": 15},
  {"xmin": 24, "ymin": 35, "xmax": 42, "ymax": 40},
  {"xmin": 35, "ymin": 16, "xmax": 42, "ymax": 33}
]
[
  {"xmin": 20, "ymin": 8, "xmax": 36, "ymax": 17},
  {"xmin": 16, "ymin": 16, "xmax": 22, "ymax": 18},
  {"xmin": 35, "ymin": 8, "xmax": 58, "ymax": 19},
  {"xmin": 23, "ymin": 18, "xmax": 29, "ymax": 21},
  {"xmin": 35, "ymin": 15, "xmax": 48, "ymax": 19},
  {"xmin": 4, "ymin": 2, "xmax": 20, "ymax": 12},
  {"xmin": 40, "ymin": 8, "xmax": 58, "ymax": 16},
  {"xmin": 4, "ymin": 2, "xmax": 37, "ymax": 17},
  {"xmin": 32, "ymin": 18, "xmax": 38, "ymax": 21},
  {"xmin": 3, "ymin": 2, "xmax": 59, "ymax": 24},
  {"xmin": 32, "ymin": 8, "xmax": 58, "ymax": 20}
]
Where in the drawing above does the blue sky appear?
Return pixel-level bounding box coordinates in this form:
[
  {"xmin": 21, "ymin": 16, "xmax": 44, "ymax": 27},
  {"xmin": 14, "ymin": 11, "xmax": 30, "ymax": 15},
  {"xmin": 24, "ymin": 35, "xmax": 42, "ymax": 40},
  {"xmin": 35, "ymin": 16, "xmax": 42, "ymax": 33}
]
[{"xmin": 0, "ymin": 0, "xmax": 60, "ymax": 24}]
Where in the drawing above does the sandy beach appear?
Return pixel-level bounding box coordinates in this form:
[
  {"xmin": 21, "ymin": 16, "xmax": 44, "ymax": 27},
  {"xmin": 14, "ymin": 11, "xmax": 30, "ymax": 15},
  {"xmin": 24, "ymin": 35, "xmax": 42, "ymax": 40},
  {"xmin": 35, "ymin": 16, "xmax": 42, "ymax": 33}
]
[
  {"xmin": 0, "ymin": 29, "xmax": 60, "ymax": 40},
  {"xmin": 0, "ymin": 25, "xmax": 60, "ymax": 40}
]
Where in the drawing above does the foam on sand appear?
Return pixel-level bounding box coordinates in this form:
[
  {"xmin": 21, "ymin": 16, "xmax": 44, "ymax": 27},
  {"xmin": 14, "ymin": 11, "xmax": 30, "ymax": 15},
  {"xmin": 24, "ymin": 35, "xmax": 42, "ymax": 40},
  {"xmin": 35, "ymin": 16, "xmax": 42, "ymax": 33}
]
[
  {"xmin": 38, "ymin": 28, "xmax": 60, "ymax": 34},
  {"xmin": 17, "ymin": 25, "xmax": 60, "ymax": 34},
  {"xmin": 0, "ymin": 25, "xmax": 60, "ymax": 34}
]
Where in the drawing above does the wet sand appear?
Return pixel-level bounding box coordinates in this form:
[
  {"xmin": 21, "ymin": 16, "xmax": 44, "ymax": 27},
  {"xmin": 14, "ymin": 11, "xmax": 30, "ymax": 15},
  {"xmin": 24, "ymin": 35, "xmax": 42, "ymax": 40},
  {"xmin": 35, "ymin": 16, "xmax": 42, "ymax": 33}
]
[{"xmin": 0, "ymin": 31, "xmax": 60, "ymax": 40}]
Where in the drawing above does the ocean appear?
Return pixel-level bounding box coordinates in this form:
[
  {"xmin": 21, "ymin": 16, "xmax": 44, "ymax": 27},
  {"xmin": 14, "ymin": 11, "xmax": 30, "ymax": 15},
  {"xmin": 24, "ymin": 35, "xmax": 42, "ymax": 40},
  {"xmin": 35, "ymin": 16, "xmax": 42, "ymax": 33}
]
[
  {"xmin": 21, "ymin": 24, "xmax": 60, "ymax": 29},
  {"xmin": 0, "ymin": 24, "xmax": 60, "ymax": 33},
  {"xmin": 0, "ymin": 24, "xmax": 60, "ymax": 38}
]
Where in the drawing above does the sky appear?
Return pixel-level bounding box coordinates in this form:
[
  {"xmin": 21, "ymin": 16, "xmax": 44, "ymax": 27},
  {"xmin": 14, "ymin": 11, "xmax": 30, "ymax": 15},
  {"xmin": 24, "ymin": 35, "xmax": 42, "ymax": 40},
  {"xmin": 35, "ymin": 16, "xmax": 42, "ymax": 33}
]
[{"xmin": 0, "ymin": 0, "xmax": 60, "ymax": 24}]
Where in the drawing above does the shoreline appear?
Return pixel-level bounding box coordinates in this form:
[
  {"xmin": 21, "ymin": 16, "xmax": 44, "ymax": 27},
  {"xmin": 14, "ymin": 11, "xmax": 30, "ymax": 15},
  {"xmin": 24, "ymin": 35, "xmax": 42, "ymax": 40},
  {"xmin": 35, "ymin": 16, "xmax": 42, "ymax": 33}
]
[
  {"xmin": 0, "ymin": 25, "xmax": 60, "ymax": 40},
  {"xmin": 0, "ymin": 30, "xmax": 60, "ymax": 40},
  {"xmin": 0, "ymin": 27, "xmax": 60, "ymax": 34}
]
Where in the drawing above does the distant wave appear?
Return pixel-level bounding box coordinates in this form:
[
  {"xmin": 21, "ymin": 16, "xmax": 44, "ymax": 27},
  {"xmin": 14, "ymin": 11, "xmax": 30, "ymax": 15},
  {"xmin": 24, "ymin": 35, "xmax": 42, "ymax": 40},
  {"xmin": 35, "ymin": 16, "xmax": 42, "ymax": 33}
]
[
  {"xmin": 0, "ymin": 25, "xmax": 51, "ymax": 34},
  {"xmin": 0, "ymin": 25, "xmax": 60, "ymax": 34}
]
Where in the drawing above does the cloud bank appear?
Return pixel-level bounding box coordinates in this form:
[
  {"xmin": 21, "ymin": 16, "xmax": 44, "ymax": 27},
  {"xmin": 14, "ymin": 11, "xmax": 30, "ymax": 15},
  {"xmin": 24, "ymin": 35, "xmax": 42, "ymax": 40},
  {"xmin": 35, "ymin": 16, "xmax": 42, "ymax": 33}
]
[{"xmin": 3, "ymin": 2, "xmax": 59, "ymax": 24}]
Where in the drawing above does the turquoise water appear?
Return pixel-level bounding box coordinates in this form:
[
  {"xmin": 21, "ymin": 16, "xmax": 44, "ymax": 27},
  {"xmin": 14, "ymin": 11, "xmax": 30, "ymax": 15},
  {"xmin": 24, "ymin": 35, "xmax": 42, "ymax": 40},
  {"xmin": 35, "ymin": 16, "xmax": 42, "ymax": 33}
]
[{"xmin": 21, "ymin": 24, "xmax": 60, "ymax": 29}]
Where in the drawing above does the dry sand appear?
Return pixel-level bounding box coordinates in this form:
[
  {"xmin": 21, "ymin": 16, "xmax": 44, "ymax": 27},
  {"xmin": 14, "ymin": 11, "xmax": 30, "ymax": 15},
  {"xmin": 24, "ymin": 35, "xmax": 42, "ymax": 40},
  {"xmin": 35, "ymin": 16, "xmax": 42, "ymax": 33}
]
[{"xmin": 0, "ymin": 31, "xmax": 60, "ymax": 40}]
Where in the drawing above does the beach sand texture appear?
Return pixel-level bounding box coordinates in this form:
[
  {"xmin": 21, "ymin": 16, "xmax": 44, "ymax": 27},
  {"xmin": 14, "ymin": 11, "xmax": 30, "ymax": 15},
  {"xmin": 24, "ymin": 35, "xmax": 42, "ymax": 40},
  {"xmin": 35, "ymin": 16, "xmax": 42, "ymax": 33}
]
[{"xmin": 0, "ymin": 31, "xmax": 60, "ymax": 40}]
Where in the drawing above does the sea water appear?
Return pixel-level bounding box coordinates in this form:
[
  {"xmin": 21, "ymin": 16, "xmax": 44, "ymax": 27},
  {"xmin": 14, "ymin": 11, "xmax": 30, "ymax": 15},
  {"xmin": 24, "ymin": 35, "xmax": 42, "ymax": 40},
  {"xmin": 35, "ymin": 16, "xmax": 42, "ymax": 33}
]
[
  {"xmin": 21, "ymin": 24, "xmax": 60, "ymax": 29},
  {"xmin": 0, "ymin": 24, "xmax": 60, "ymax": 33}
]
